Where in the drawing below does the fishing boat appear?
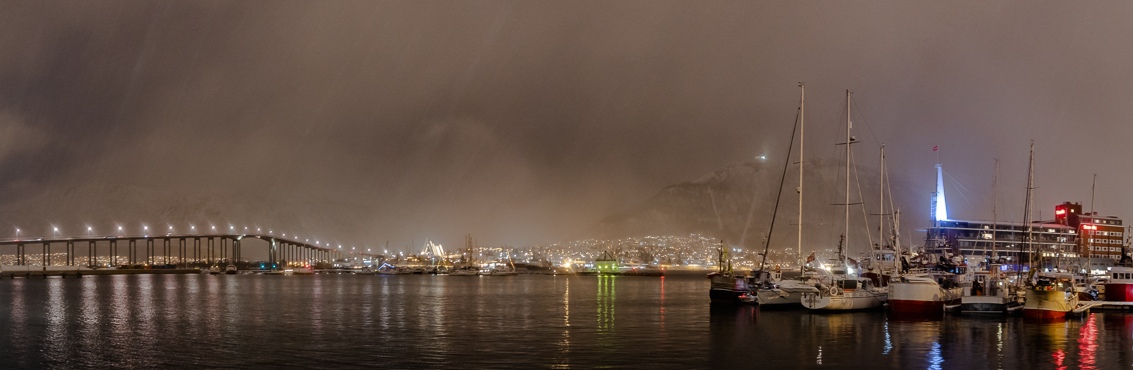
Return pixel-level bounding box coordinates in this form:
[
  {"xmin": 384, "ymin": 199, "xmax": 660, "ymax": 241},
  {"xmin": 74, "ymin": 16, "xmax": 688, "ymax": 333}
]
[
  {"xmin": 208, "ymin": 265, "xmax": 222, "ymax": 275},
  {"xmin": 708, "ymin": 246, "xmax": 752, "ymax": 304},
  {"xmin": 225, "ymin": 264, "xmax": 238, "ymax": 275},
  {"xmin": 709, "ymin": 272, "xmax": 752, "ymax": 304},
  {"xmin": 959, "ymin": 265, "xmax": 1023, "ymax": 313},
  {"xmin": 1023, "ymin": 272, "xmax": 1079, "ymax": 319}
]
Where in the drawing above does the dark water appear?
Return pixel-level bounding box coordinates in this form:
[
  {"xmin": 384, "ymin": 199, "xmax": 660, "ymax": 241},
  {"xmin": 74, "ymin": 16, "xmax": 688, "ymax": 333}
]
[{"xmin": 0, "ymin": 274, "xmax": 1130, "ymax": 369}]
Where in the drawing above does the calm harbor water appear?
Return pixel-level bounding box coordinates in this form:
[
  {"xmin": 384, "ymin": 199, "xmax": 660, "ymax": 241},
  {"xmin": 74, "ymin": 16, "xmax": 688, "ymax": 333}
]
[{"xmin": 0, "ymin": 273, "xmax": 1131, "ymax": 369}]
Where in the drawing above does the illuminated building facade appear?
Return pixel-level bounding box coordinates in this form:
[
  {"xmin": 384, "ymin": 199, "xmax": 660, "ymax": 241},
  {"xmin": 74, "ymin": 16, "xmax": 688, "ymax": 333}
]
[{"xmin": 1054, "ymin": 201, "xmax": 1127, "ymax": 272}]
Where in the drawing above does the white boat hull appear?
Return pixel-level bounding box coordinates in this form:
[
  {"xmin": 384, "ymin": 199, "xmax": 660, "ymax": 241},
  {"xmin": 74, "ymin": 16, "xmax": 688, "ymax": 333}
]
[
  {"xmin": 888, "ymin": 280, "xmax": 962, "ymax": 314},
  {"xmin": 961, "ymin": 295, "xmax": 1021, "ymax": 314},
  {"xmin": 802, "ymin": 289, "xmax": 887, "ymax": 310}
]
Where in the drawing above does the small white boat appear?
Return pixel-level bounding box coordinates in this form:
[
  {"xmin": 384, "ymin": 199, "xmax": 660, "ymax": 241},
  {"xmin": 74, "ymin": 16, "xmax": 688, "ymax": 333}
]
[
  {"xmin": 802, "ymin": 276, "xmax": 888, "ymax": 311},
  {"xmin": 754, "ymin": 269, "xmax": 823, "ymax": 308},
  {"xmin": 208, "ymin": 265, "xmax": 222, "ymax": 275},
  {"xmin": 224, "ymin": 265, "xmax": 238, "ymax": 275}
]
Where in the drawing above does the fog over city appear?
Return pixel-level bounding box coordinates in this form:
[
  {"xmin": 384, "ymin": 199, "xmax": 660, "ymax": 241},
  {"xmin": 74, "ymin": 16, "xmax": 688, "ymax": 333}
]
[{"xmin": 2, "ymin": 1, "xmax": 1132, "ymax": 252}]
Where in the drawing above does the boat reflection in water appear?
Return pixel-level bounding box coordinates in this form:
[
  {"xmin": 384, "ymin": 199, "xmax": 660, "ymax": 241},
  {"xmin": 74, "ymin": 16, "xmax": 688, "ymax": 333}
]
[{"xmin": 597, "ymin": 275, "xmax": 616, "ymax": 332}]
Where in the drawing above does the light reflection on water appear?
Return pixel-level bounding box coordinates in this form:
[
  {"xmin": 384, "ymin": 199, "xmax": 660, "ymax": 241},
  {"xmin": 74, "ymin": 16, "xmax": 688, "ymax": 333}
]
[{"xmin": 0, "ymin": 274, "xmax": 1131, "ymax": 368}]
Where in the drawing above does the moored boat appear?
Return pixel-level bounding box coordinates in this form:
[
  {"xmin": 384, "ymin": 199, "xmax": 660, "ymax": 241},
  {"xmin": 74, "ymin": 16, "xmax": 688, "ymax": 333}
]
[
  {"xmin": 959, "ymin": 266, "xmax": 1023, "ymax": 314},
  {"xmin": 1022, "ymin": 273, "xmax": 1079, "ymax": 319},
  {"xmin": 1102, "ymin": 266, "xmax": 1133, "ymax": 302},
  {"xmin": 755, "ymin": 269, "xmax": 824, "ymax": 308},
  {"xmin": 801, "ymin": 275, "xmax": 887, "ymax": 310},
  {"xmin": 709, "ymin": 271, "xmax": 753, "ymax": 304},
  {"xmin": 449, "ymin": 266, "xmax": 480, "ymax": 276},
  {"xmin": 888, "ymin": 271, "xmax": 963, "ymax": 314}
]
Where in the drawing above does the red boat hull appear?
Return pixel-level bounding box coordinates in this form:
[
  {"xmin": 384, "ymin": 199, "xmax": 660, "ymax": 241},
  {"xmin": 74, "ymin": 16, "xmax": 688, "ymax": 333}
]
[
  {"xmin": 1102, "ymin": 283, "xmax": 1133, "ymax": 302},
  {"xmin": 1023, "ymin": 308, "xmax": 1068, "ymax": 320}
]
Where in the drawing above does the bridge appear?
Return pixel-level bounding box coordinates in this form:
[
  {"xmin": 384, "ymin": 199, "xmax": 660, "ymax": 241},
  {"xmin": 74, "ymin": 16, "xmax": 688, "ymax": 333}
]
[{"xmin": 0, "ymin": 233, "xmax": 382, "ymax": 268}]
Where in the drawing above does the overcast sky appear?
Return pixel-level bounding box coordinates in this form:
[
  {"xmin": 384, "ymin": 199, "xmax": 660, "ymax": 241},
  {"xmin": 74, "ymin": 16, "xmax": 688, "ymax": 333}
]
[{"xmin": 2, "ymin": 1, "xmax": 1132, "ymax": 252}]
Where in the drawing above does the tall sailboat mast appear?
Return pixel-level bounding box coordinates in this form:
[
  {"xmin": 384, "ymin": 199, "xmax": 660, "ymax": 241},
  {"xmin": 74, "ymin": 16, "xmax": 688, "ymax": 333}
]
[
  {"xmin": 1089, "ymin": 173, "xmax": 1096, "ymax": 275},
  {"xmin": 756, "ymin": 86, "xmax": 803, "ymax": 277},
  {"xmin": 1023, "ymin": 142, "xmax": 1035, "ymax": 274},
  {"xmin": 991, "ymin": 158, "xmax": 999, "ymax": 259},
  {"xmin": 843, "ymin": 89, "xmax": 852, "ymax": 261},
  {"xmin": 879, "ymin": 145, "xmax": 886, "ymax": 250},
  {"xmin": 798, "ymin": 83, "xmax": 805, "ymax": 263}
]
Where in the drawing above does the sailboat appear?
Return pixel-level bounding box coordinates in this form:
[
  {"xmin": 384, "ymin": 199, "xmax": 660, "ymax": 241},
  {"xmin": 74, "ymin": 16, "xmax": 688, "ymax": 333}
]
[
  {"xmin": 801, "ymin": 89, "xmax": 888, "ymax": 311},
  {"xmin": 484, "ymin": 251, "xmax": 518, "ymax": 276},
  {"xmin": 1020, "ymin": 142, "xmax": 1080, "ymax": 319},
  {"xmin": 752, "ymin": 83, "xmax": 820, "ymax": 308}
]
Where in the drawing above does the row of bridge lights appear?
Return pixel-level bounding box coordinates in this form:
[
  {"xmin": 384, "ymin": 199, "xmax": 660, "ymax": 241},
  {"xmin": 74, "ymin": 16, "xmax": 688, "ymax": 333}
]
[
  {"xmin": 13, "ymin": 225, "xmax": 374, "ymax": 254},
  {"xmin": 17, "ymin": 225, "xmax": 287, "ymax": 239}
]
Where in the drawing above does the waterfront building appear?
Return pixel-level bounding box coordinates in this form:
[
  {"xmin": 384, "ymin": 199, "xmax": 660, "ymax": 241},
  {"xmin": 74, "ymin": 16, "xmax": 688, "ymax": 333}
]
[
  {"xmin": 593, "ymin": 250, "xmax": 619, "ymax": 274},
  {"xmin": 924, "ymin": 218, "xmax": 1078, "ymax": 271},
  {"xmin": 923, "ymin": 163, "xmax": 1080, "ymax": 271},
  {"xmin": 1054, "ymin": 201, "xmax": 1127, "ymax": 273}
]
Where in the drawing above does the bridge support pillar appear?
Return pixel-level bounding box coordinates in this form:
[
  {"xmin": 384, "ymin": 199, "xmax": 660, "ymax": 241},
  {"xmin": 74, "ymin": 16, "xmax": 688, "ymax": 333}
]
[
  {"xmin": 146, "ymin": 239, "xmax": 154, "ymax": 265},
  {"xmin": 128, "ymin": 239, "xmax": 136, "ymax": 265},
  {"xmin": 43, "ymin": 242, "xmax": 49, "ymax": 268},
  {"xmin": 110, "ymin": 240, "xmax": 117, "ymax": 266},
  {"xmin": 66, "ymin": 240, "xmax": 74, "ymax": 266},
  {"xmin": 89, "ymin": 241, "xmax": 95, "ymax": 267}
]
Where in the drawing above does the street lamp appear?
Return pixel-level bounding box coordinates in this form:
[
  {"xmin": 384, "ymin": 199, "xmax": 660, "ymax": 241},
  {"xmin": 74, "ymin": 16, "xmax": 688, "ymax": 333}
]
[
  {"xmin": 87, "ymin": 226, "xmax": 93, "ymax": 236},
  {"xmin": 15, "ymin": 227, "xmax": 20, "ymax": 240},
  {"xmin": 117, "ymin": 226, "xmax": 123, "ymax": 235},
  {"xmin": 53, "ymin": 226, "xmax": 59, "ymax": 238}
]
